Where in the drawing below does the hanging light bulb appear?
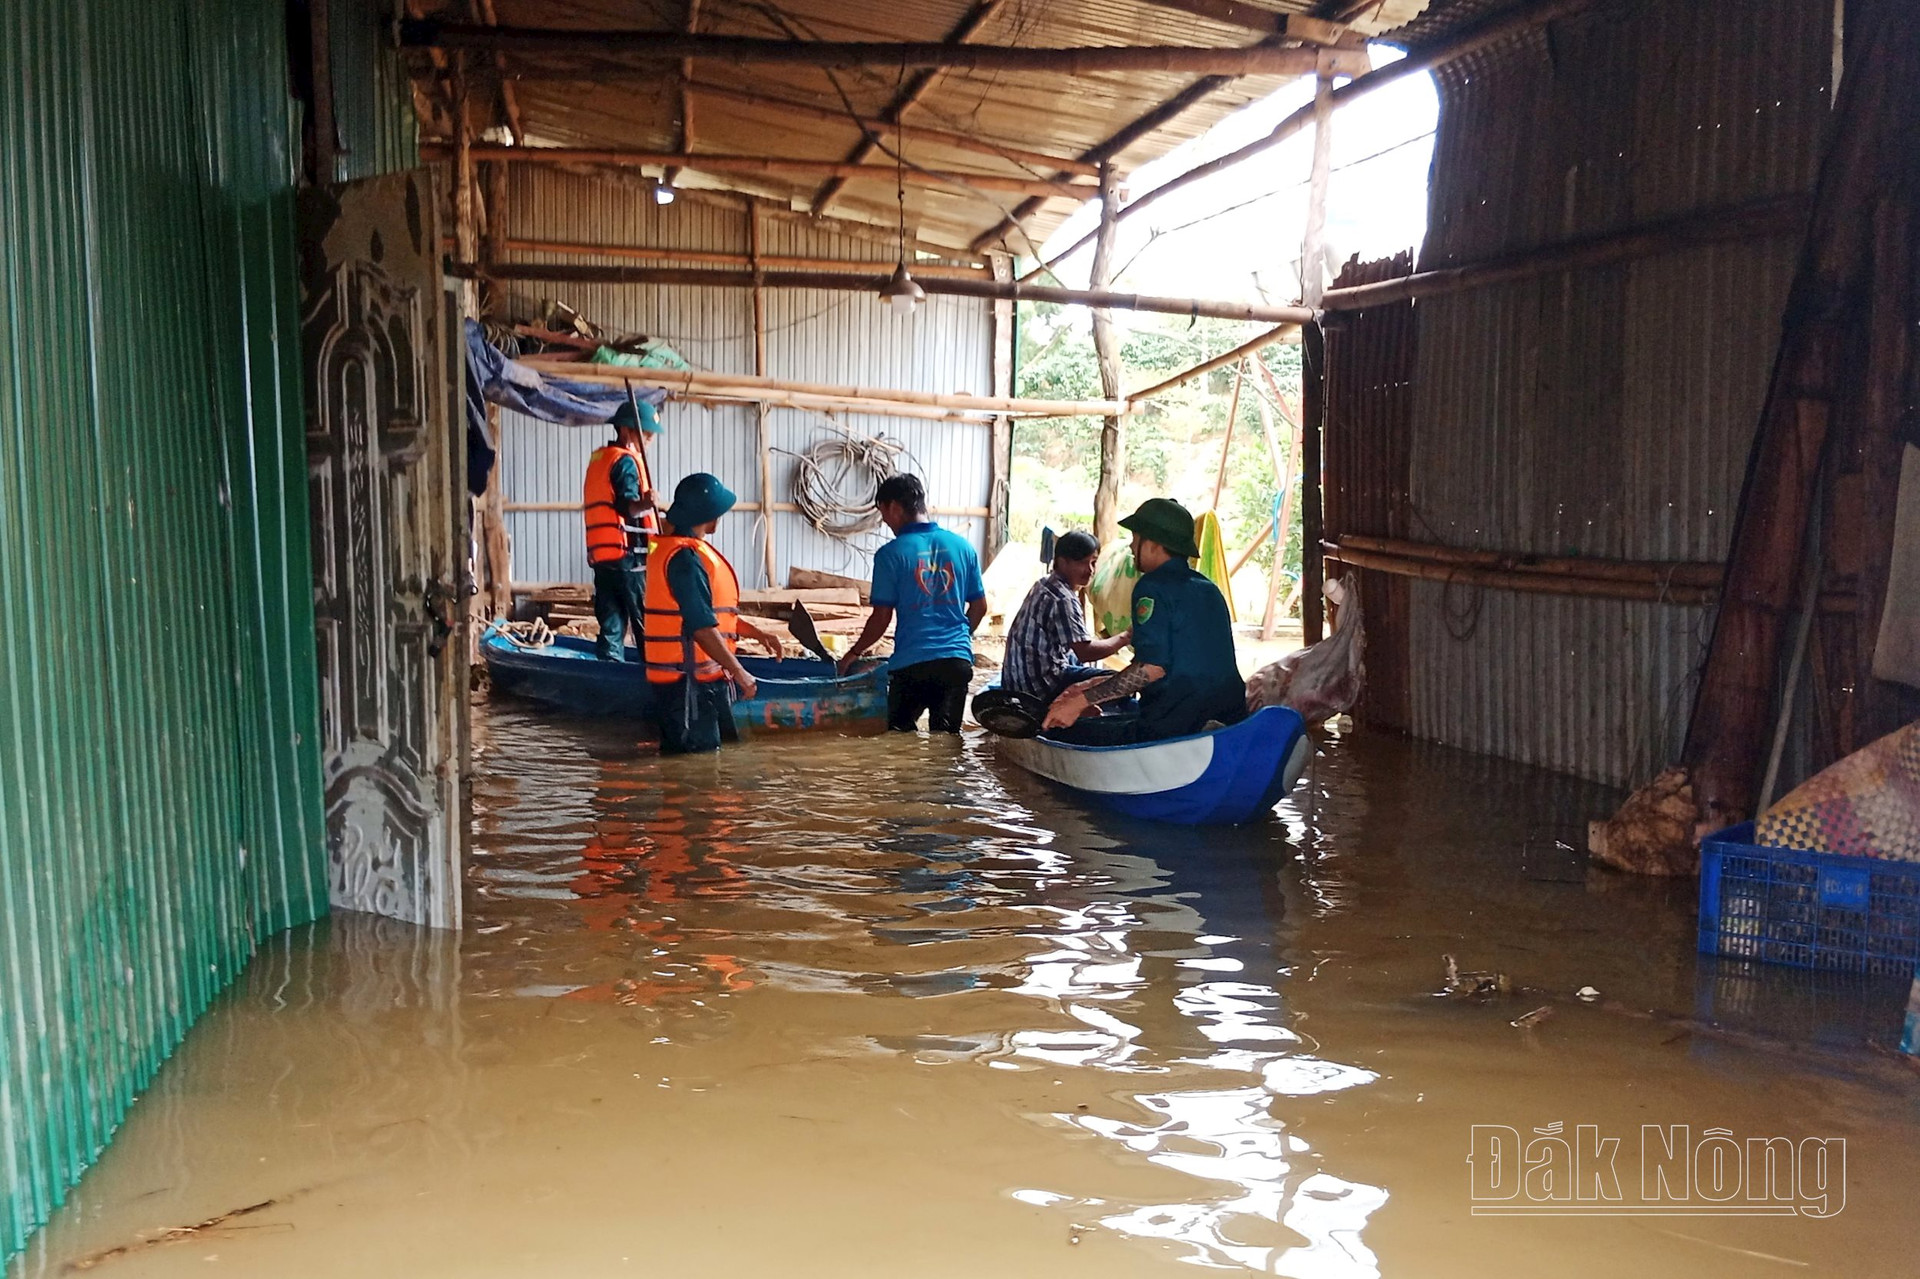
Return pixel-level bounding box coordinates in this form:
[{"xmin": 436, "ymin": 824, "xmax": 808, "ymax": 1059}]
[
  {"xmin": 651, "ymin": 180, "xmax": 676, "ymax": 206},
  {"xmin": 878, "ymin": 138, "xmax": 920, "ymax": 317},
  {"xmin": 879, "ymin": 262, "xmax": 925, "ymax": 317}
]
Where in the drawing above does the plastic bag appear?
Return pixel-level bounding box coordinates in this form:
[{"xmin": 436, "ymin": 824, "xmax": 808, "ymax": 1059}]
[
  {"xmin": 1246, "ymin": 577, "xmax": 1365, "ymax": 725},
  {"xmin": 1087, "ymin": 540, "xmax": 1140, "ymax": 639}
]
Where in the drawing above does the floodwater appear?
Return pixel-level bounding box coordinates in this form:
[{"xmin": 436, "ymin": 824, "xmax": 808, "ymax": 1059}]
[{"xmin": 11, "ymin": 704, "xmax": 1920, "ymax": 1277}]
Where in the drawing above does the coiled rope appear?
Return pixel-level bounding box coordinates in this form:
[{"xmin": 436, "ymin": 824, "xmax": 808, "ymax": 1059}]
[{"xmin": 785, "ymin": 433, "xmax": 908, "ymax": 540}]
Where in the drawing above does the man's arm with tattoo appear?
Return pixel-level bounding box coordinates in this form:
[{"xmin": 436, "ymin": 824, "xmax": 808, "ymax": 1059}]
[{"xmin": 1083, "ymin": 662, "xmax": 1164, "ymax": 705}]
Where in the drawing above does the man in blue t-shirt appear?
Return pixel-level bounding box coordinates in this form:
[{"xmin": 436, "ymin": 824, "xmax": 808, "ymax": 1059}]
[{"xmin": 837, "ymin": 473, "xmax": 986, "ymax": 732}]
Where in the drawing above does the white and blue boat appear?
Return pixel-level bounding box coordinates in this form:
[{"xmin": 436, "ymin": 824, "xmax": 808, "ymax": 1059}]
[{"xmin": 993, "ymin": 706, "xmax": 1310, "ymax": 826}]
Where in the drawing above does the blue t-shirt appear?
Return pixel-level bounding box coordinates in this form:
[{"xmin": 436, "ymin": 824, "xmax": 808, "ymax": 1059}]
[{"xmin": 870, "ymin": 520, "xmax": 985, "ymax": 670}]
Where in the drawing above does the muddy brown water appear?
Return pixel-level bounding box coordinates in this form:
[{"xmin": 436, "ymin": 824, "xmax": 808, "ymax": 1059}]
[{"xmin": 11, "ymin": 704, "xmax": 1920, "ymax": 1277}]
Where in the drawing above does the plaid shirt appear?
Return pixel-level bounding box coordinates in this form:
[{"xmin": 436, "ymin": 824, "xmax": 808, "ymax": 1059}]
[{"xmin": 1003, "ymin": 572, "xmax": 1091, "ymax": 695}]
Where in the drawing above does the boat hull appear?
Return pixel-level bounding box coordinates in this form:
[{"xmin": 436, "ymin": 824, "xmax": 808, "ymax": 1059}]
[
  {"xmin": 481, "ymin": 626, "xmax": 888, "ymax": 730},
  {"xmin": 995, "ymin": 705, "xmax": 1309, "ymax": 825}
]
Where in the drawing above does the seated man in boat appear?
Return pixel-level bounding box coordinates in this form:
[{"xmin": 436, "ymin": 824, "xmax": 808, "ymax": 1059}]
[
  {"xmin": 836, "ymin": 473, "xmax": 987, "ymax": 733},
  {"xmin": 582, "ymin": 399, "xmax": 659, "ymax": 661},
  {"xmin": 1042, "ymin": 498, "xmax": 1245, "ymax": 745},
  {"xmin": 1002, "ymin": 530, "xmax": 1133, "ymax": 702},
  {"xmin": 642, "ymin": 473, "xmax": 782, "ymax": 754}
]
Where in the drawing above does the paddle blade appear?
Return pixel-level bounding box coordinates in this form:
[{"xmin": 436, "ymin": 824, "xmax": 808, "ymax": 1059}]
[
  {"xmin": 972, "ymin": 688, "xmax": 1045, "ymax": 739},
  {"xmin": 787, "ymin": 600, "xmax": 833, "ymax": 663}
]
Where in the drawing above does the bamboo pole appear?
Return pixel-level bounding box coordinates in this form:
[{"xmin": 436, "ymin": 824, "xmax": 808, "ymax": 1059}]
[
  {"xmin": 1334, "ymin": 533, "xmax": 1726, "ymax": 589},
  {"xmin": 460, "ymin": 260, "xmax": 1316, "ymax": 324},
  {"xmin": 1300, "ymin": 323, "xmax": 1325, "ymax": 643},
  {"xmin": 1325, "ymin": 545, "xmax": 1721, "ymax": 607},
  {"xmin": 1090, "ymin": 161, "xmax": 1125, "ymax": 545},
  {"xmin": 685, "ymin": 80, "xmax": 1102, "ymax": 176},
  {"xmin": 1022, "ymin": 0, "xmax": 1602, "ymax": 280},
  {"xmin": 1126, "ymin": 322, "xmax": 1302, "ymax": 403},
  {"xmin": 402, "ymin": 22, "xmax": 1331, "ymax": 76},
  {"xmin": 1300, "ymin": 69, "xmax": 1334, "ymax": 308},
  {"xmin": 1209, "ymin": 359, "xmax": 1245, "ymax": 511},
  {"xmin": 1260, "ymin": 396, "xmax": 1301, "ymax": 640},
  {"xmin": 1320, "ymin": 193, "xmax": 1812, "ymax": 312},
  {"xmin": 493, "ymin": 236, "xmax": 988, "ymax": 278},
  {"xmin": 1228, "ymin": 516, "xmax": 1274, "ymax": 577},
  {"xmin": 679, "ymin": 391, "xmax": 999, "ymax": 422},
  {"xmin": 517, "ymin": 358, "xmax": 1128, "ymax": 417},
  {"xmin": 506, "ymin": 501, "xmax": 988, "ymax": 517},
  {"xmin": 750, "ymin": 209, "xmax": 777, "ymax": 589},
  {"xmin": 421, "ymin": 143, "xmax": 1095, "ymax": 199}
]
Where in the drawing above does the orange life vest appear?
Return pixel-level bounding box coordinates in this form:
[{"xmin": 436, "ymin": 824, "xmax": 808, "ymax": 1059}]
[
  {"xmin": 641, "ymin": 537, "xmax": 740, "ymax": 684},
  {"xmin": 582, "ymin": 444, "xmax": 657, "ymax": 565}
]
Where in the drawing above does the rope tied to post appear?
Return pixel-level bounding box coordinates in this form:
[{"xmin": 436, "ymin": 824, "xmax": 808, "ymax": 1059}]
[{"xmin": 784, "ymin": 432, "xmax": 908, "ymax": 540}]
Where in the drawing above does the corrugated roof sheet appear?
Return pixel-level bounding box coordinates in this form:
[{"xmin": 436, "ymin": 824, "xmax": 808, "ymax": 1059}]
[{"xmin": 416, "ymin": 0, "xmax": 1370, "ymax": 250}]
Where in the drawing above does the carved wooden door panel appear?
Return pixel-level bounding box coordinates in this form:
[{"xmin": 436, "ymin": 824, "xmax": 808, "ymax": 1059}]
[{"xmin": 300, "ymin": 170, "xmax": 466, "ymax": 929}]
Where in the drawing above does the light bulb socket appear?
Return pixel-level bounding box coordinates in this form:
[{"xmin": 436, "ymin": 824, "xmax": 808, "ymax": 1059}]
[{"xmin": 878, "ymin": 262, "xmax": 926, "ymax": 316}]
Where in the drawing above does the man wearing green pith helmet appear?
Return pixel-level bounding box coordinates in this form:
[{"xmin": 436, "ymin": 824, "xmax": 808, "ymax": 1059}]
[{"xmin": 1042, "ymin": 497, "xmax": 1244, "ymax": 744}]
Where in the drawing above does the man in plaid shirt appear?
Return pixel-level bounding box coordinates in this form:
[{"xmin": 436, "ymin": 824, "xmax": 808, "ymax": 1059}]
[{"xmin": 1002, "ymin": 531, "xmax": 1133, "ymax": 700}]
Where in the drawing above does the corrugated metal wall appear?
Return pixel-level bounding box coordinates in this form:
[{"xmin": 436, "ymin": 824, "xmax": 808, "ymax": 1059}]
[
  {"xmin": 495, "ymin": 168, "xmax": 993, "ymax": 589},
  {"xmin": 1402, "ymin": 0, "xmax": 1832, "ymax": 785},
  {"xmin": 0, "ymin": 0, "xmax": 363, "ymax": 1258},
  {"xmin": 329, "ymin": 0, "xmax": 420, "ymax": 183}
]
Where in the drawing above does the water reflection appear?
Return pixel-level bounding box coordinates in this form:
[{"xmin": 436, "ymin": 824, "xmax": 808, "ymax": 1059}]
[
  {"xmin": 462, "ymin": 710, "xmax": 1390, "ymax": 1276},
  {"xmin": 24, "ymin": 708, "xmax": 1920, "ymax": 1278}
]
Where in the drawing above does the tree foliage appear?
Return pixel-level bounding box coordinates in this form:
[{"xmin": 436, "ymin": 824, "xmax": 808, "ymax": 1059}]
[{"xmin": 1010, "ymin": 306, "xmax": 1306, "ymax": 615}]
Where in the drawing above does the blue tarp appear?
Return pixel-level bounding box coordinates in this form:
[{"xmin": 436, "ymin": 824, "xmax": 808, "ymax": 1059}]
[{"xmin": 464, "ymin": 319, "xmax": 667, "ymax": 494}]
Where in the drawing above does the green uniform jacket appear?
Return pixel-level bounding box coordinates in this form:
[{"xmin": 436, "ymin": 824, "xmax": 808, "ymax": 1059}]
[{"xmin": 1129, "ymin": 559, "xmax": 1246, "ymax": 740}]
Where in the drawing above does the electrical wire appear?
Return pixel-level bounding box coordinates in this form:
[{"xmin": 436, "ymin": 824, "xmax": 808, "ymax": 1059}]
[{"xmin": 779, "ymin": 432, "xmax": 909, "ymax": 539}]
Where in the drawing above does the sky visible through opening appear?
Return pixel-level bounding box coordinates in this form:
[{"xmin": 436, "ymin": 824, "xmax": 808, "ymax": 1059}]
[{"xmin": 1034, "ymin": 48, "xmax": 1438, "ymax": 307}]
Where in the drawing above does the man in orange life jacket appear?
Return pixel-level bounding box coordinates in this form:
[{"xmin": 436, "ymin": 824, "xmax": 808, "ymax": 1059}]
[
  {"xmin": 582, "ymin": 399, "xmax": 659, "ymax": 661},
  {"xmin": 643, "ymin": 472, "xmax": 782, "ymax": 754}
]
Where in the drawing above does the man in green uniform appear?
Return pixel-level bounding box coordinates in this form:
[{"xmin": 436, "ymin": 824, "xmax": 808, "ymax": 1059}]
[{"xmin": 1042, "ymin": 498, "xmax": 1244, "ymax": 743}]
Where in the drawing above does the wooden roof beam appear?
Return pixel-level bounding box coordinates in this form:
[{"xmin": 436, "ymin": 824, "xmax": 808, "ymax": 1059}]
[
  {"xmin": 965, "ymin": 48, "xmax": 1281, "ymax": 255},
  {"xmin": 1022, "ymin": 0, "xmax": 1600, "ymax": 274},
  {"xmin": 1137, "ymin": 0, "xmax": 1348, "ymax": 43},
  {"xmin": 812, "ymin": 0, "xmax": 1008, "ymax": 218},
  {"xmin": 454, "ymin": 258, "xmax": 1319, "ymax": 325},
  {"xmin": 687, "ymin": 80, "xmax": 1101, "ymax": 177},
  {"xmin": 421, "ymin": 142, "xmax": 1097, "ymax": 199},
  {"xmin": 398, "ymin": 23, "xmax": 1329, "ymax": 76}
]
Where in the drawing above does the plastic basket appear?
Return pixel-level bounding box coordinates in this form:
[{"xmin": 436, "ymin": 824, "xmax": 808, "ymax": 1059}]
[{"xmin": 1698, "ymin": 823, "xmax": 1920, "ymax": 975}]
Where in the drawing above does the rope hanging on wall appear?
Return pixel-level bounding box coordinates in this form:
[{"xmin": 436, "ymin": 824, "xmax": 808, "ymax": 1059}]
[{"xmin": 786, "ymin": 432, "xmax": 907, "ymax": 540}]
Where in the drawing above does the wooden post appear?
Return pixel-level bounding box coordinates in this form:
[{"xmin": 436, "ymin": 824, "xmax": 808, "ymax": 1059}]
[
  {"xmin": 1680, "ymin": 3, "xmax": 1915, "ymax": 827},
  {"xmin": 1090, "ymin": 161, "xmax": 1125, "ymax": 544},
  {"xmin": 452, "ymin": 55, "xmax": 478, "ymax": 318},
  {"xmin": 1301, "ymin": 68, "xmax": 1334, "ymax": 306},
  {"xmin": 750, "ymin": 206, "xmax": 776, "ymax": 589},
  {"xmin": 1300, "ymin": 322, "xmax": 1325, "ymax": 643},
  {"xmin": 476, "ymin": 153, "xmax": 512, "ymax": 616},
  {"xmin": 1209, "ymin": 359, "xmax": 1244, "ymax": 512},
  {"xmin": 663, "ymin": 0, "xmax": 699, "ymax": 191},
  {"xmin": 987, "ymin": 253, "xmax": 1015, "ymax": 560}
]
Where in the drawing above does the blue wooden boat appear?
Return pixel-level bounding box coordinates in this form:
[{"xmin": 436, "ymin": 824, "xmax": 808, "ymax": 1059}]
[
  {"xmin": 480, "ymin": 624, "xmax": 889, "ymax": 731},
  {"xmin": 993, "ymin": 706, "xmax": 1310, "ymax": 825}
]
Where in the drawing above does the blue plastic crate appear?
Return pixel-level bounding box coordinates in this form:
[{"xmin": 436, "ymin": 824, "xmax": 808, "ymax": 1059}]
[{"xmin": 1698, "ymin": 823, "xmax": 1920, "ymax": 976}]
